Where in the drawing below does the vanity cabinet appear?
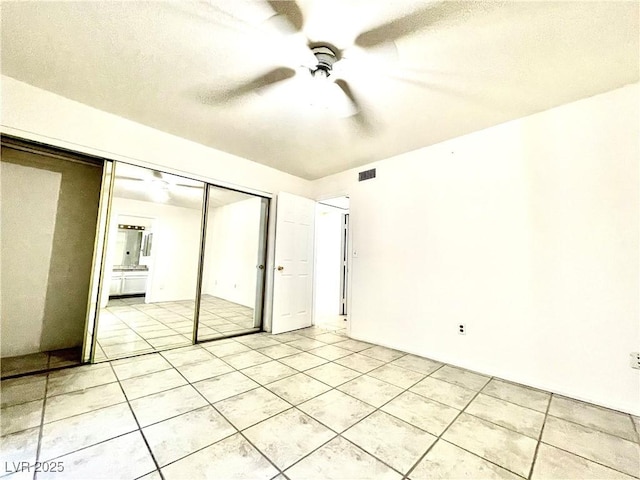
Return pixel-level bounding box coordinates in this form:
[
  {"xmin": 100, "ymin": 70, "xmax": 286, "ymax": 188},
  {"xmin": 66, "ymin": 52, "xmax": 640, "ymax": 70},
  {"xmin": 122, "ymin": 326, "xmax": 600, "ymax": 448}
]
[{"xmin": 110, "ymin": 270, "xmax": 148, "ymax": 296}]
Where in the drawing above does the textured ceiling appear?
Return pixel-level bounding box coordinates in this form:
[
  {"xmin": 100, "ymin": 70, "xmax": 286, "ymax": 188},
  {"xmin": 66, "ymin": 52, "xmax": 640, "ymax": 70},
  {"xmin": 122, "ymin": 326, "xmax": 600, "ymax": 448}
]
[{"xmin": 1, "ymin": 1, "xmax": 638, "ymax": 179}]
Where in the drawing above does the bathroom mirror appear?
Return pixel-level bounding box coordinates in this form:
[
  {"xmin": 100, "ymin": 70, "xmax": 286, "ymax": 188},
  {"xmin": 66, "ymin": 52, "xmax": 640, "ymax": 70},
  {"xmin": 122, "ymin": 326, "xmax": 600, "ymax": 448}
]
[{"xmin": 114, "ymin": 225, "xmax": 145, "ymax": 267}]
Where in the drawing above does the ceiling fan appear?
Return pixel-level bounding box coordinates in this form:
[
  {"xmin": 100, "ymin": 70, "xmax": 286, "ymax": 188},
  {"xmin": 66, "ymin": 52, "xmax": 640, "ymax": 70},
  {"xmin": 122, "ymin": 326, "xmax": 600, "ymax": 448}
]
[
  {"xmin": 197, "ymin": 0, "xmax": 471, "ymax": 129},
  {"xmin": 116, "ymin": 169, "xmax": 202, "ymax": 202}
]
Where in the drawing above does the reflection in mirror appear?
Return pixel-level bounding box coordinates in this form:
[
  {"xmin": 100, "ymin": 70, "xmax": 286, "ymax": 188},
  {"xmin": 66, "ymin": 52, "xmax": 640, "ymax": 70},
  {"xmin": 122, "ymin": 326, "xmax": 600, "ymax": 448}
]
[
  {"xmin": 197, "ymin": 186, "xmax": 268, "ymax": 342},
  {"xmin": 94, "ymin": 163, "xmax": 204, "ymax": 361},
  {"xmin": 83, "ymin": 161, "xmax": 114, "ymax": 363}
]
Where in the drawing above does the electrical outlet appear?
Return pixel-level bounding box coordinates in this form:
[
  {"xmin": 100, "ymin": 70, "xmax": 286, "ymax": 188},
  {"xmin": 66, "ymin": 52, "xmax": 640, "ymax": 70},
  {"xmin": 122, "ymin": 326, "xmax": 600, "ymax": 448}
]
[
  {"xmin": 630, "ymin": 352, "xmax": 640, "ymax": 370},
  {"xmin": 458, "ymin": 324, "xmax": 466, "ymax": 335}
]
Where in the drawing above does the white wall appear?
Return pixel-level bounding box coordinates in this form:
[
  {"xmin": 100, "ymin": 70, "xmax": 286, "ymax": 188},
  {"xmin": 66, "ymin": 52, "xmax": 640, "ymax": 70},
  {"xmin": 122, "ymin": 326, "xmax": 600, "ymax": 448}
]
[
  {"xmin": 313, "ymin": 204, "xmax": 345, "ymax": 322},
  {"xmin": 1, "ymin": 163, "xmax": 61, "ymax": 357},
  {"xmin": 1, "ymin": 75, "xmax": 314, "ymax": 331},
  {"xmin": 313, "ymin": 83, "xmax": 640, "ymax": 415},
  {"xmin": 102, "ymin": 197, "xmax": 203, "ymax": 306},
  {"xmin": 202, "ymin": 197, "xmax": 263, "ymax": 307}
]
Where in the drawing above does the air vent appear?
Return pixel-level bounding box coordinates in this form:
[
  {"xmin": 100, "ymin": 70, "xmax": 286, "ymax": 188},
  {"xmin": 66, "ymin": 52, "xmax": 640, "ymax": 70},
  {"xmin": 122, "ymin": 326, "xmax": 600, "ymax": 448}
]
[{"xmin": 358, "ymin": 168, "xmax": 376, "ymax": 182}]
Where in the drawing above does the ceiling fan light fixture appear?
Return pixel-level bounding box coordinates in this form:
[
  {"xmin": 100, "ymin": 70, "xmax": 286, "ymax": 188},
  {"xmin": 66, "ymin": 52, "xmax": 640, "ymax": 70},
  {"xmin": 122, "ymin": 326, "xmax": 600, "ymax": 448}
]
[
  {"xmin": 310, "ymin": 45, "xmax": 337, "ymax": 79},
  {"xmin": 144, "ymin": 177, "xmax": 171, "ymax": 202},
  {"xmin": 312, "ymin": 67, "xmax": 329, "ymax": 80}
]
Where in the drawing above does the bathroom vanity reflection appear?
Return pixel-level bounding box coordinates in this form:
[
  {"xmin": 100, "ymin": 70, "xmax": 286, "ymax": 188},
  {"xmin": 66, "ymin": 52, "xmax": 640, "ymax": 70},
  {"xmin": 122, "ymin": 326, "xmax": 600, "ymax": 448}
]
[{"xmin": 109, "ymin": 224, "xmax": 151, "ymax": 296}]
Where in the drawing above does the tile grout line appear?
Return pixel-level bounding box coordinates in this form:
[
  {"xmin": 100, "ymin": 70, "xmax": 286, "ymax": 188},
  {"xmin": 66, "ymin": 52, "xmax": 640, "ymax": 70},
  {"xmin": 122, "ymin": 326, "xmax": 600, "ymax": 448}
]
[
  {"xmin": 96, "ymin": 322, "xmax": 258, "ymax": 364},
  {"xmin": 401, "ymin": 378, "xmax": 491, "ymax": 480},
  {"xmin": 106, "ymin": 307, "xmax": 159, "ymax": 353},
  {"xmin": 235, "ymin": 347, "xmax": 435, "ymax": 477},
  {"xmin": 194, "ymin": 344, "xmax": 640, "ymax": 448},
  {"xmin": 276, "ymin": 427, "xmax": 339, "ymax": 475},
  {"xmin": 4, "ymin": 329, "xmax": 637, "ymax": 480},
  {"xmin": 384, "ymin": 364, "xmax": 640, "ymax": 444},
  {"xmin": 99, "ymin": 296, "xmax": 255, "ymax": 361},
  {"xmin": 526, "ymin": 389, "xmax": 553, "ymax": 480},
  {"xmin": 540, "ymin": 411, "xmax": 640, "ymax": 444},
  {"xmin": 425, "ymin": 381, "xmax": 538, "ymax": 479},
  {"xmin": 452, "ymin": 408, "xmax": 542, "ymax": 443},
  {"xmin": 404, "ymin": 371, "xmax": 548, "ymax": 479},
  {"xmin": 318, "ymin": 364, "xmax": 441, "ymax": 477},
  {"xmin": 1, "ymin": 361, "xmax": 83, "ymax": 382},
  {"xmin": 340, "ymin": 364, "xmax": 552, "ymax": 479},
  {"xmin": 476, "ymin": 388, "xmax": 550, "ymax": 415},
  {"xmin": 631, "ymin": 413, "xmax": 640, "ymax": 444},
  {"xmin": 407, "ymin": 374, "xmax": 639, "ymax": 480},
  {"xmin": 161, "ymin": 357, "xmax": 287, "ymax": 477},
  {"xmin": 275, "ymin": 358, "xmax": 503, "ymax": 478},
  {"xmin": 2, "ymin": 335, "xmax": 244, "ymax": 469},
  {"xmin": 3, "ymin": 340, "xmax": 423, "ymax": 478},
  {"xmin": 107, "ymin": 362, "xmax": 165, "ymax": 480},
  {"xmin": 536, "ymin": 440, "xmax": 640, "ymax": 478},
  {"xmin": 441, "ymin": 375, "xmax": 543, "ymax": 479},
  {"xmin": 28, "ymin": 428, "xmax": 151, "ymax": 465},
  {"xmin": 14, "ymin": 342, "xmax": 633, "ymax": 480},
  {"xmin": 32, "ymin": 372, "xmax": 50, "ymax": 480},
  {"xmin": 0, "ymin": 334, "xmax": 471, "ymax": 475},
  {"xmin": 169, "ymin": 337, "xmax": 388, "ymax": 475}
]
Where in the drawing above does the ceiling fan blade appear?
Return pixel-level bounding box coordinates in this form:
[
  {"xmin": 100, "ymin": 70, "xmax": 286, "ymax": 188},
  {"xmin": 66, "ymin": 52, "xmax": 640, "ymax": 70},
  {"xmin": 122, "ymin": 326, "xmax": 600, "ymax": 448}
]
[
  {"xmin": 116, "ymin": 175, "xmax": 145, "ymax": 182},
  {"xmin": 334, "ymin": 79, "xmax": 374, "ymax": 133},
  {"xmin": 198, "ymin": 67, "xmax": 296, "ymax": 104},
  {"xmin": 387, "ymin": 74, "xmax": 520, "ymax": 113},
  {"xmin": 355, "ymin": 1, "xmax": 464, "ymax": 48},
  {"xmin": 386, "ymin": 74, "xmax": 433, "ymax": 89},
  {"xmin": 266, "ymin": 0, "xmax": 304, "ymax": 33},
  {"xmin": 334, "ymin": 79, "xmax": 361, "ymax": 111}
]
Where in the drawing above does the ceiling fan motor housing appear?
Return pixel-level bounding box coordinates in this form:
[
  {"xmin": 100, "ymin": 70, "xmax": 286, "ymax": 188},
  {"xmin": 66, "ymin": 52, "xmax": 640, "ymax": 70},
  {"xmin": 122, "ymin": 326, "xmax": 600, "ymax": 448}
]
[{"xmin": 311, "ymin": 46, "xmax": 338, "ymax": 77}]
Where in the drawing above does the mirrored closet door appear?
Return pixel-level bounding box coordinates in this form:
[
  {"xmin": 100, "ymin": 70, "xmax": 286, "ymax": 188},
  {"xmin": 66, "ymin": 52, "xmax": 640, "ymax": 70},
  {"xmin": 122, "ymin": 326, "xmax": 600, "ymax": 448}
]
[
  {"xmin": 94, "ymin": 163, "xmax": 205, "ymax": 361},
  {"xmin": 92, "ymin": 162, "xmax": 270, "ymax": 362},
  {"xmin": 196, "ymin": 185, "xmax": 269, "ymax": 342}
]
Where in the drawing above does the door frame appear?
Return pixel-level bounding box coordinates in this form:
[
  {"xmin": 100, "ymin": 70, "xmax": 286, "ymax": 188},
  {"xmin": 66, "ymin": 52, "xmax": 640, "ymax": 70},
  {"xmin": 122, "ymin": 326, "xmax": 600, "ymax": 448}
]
[
  {"xmin": 340, "ymin": 213, "xmax": 349, "ymax": 315},
  {"xmin": 311, "ymin": 195, "xmax": 351, "ymax": 329}
]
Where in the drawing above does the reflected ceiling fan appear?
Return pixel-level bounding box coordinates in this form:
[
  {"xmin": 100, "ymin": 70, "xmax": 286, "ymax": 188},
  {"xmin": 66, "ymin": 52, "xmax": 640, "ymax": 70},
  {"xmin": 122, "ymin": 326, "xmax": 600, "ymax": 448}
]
[
  {"xmin": 116, "ymin": 170, "xmax": 202, "ymax": 201},
  {"xmin": 198, "ymin": 0, "xmax": 471, "ymax": 129}
]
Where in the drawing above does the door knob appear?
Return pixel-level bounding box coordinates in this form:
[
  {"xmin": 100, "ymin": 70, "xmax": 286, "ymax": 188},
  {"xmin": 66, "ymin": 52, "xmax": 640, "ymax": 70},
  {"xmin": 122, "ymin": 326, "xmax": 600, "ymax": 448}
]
[
  {"xmin": 258, "ymin": 265, "xmax": 264, "ymax": 270},
  {"xmin": 277, "ymin": 266, "xmax": 284, "ymax": 271}
]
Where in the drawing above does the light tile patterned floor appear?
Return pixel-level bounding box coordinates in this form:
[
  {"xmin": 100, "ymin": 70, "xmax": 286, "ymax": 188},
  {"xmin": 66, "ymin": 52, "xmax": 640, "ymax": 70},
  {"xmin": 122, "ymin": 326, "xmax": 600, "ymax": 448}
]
[
  {"xmin": 1, "ymin": 348, "xmax": 81, "ymax": 378},
  {"xmin": 96, "ymin": 295, "xmax": 257, "ymax": 361},
  {"xmin": 1, "ymin": 325, "xmax": 639, "ymax": 480}
]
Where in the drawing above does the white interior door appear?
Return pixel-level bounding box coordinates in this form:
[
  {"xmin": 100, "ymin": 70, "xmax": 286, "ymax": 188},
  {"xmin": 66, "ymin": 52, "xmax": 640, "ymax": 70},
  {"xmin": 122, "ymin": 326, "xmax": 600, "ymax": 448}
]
[{"xmin": 272, "ymin": 192, "xmax": 316, "ymax": 334}]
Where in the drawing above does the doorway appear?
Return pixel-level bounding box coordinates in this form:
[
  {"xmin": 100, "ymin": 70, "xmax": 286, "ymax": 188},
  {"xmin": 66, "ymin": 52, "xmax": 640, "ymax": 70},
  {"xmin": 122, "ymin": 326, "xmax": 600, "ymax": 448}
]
[{"xmin": 313, "ymin": 196, "xmax": 350, "ymax": 331}]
